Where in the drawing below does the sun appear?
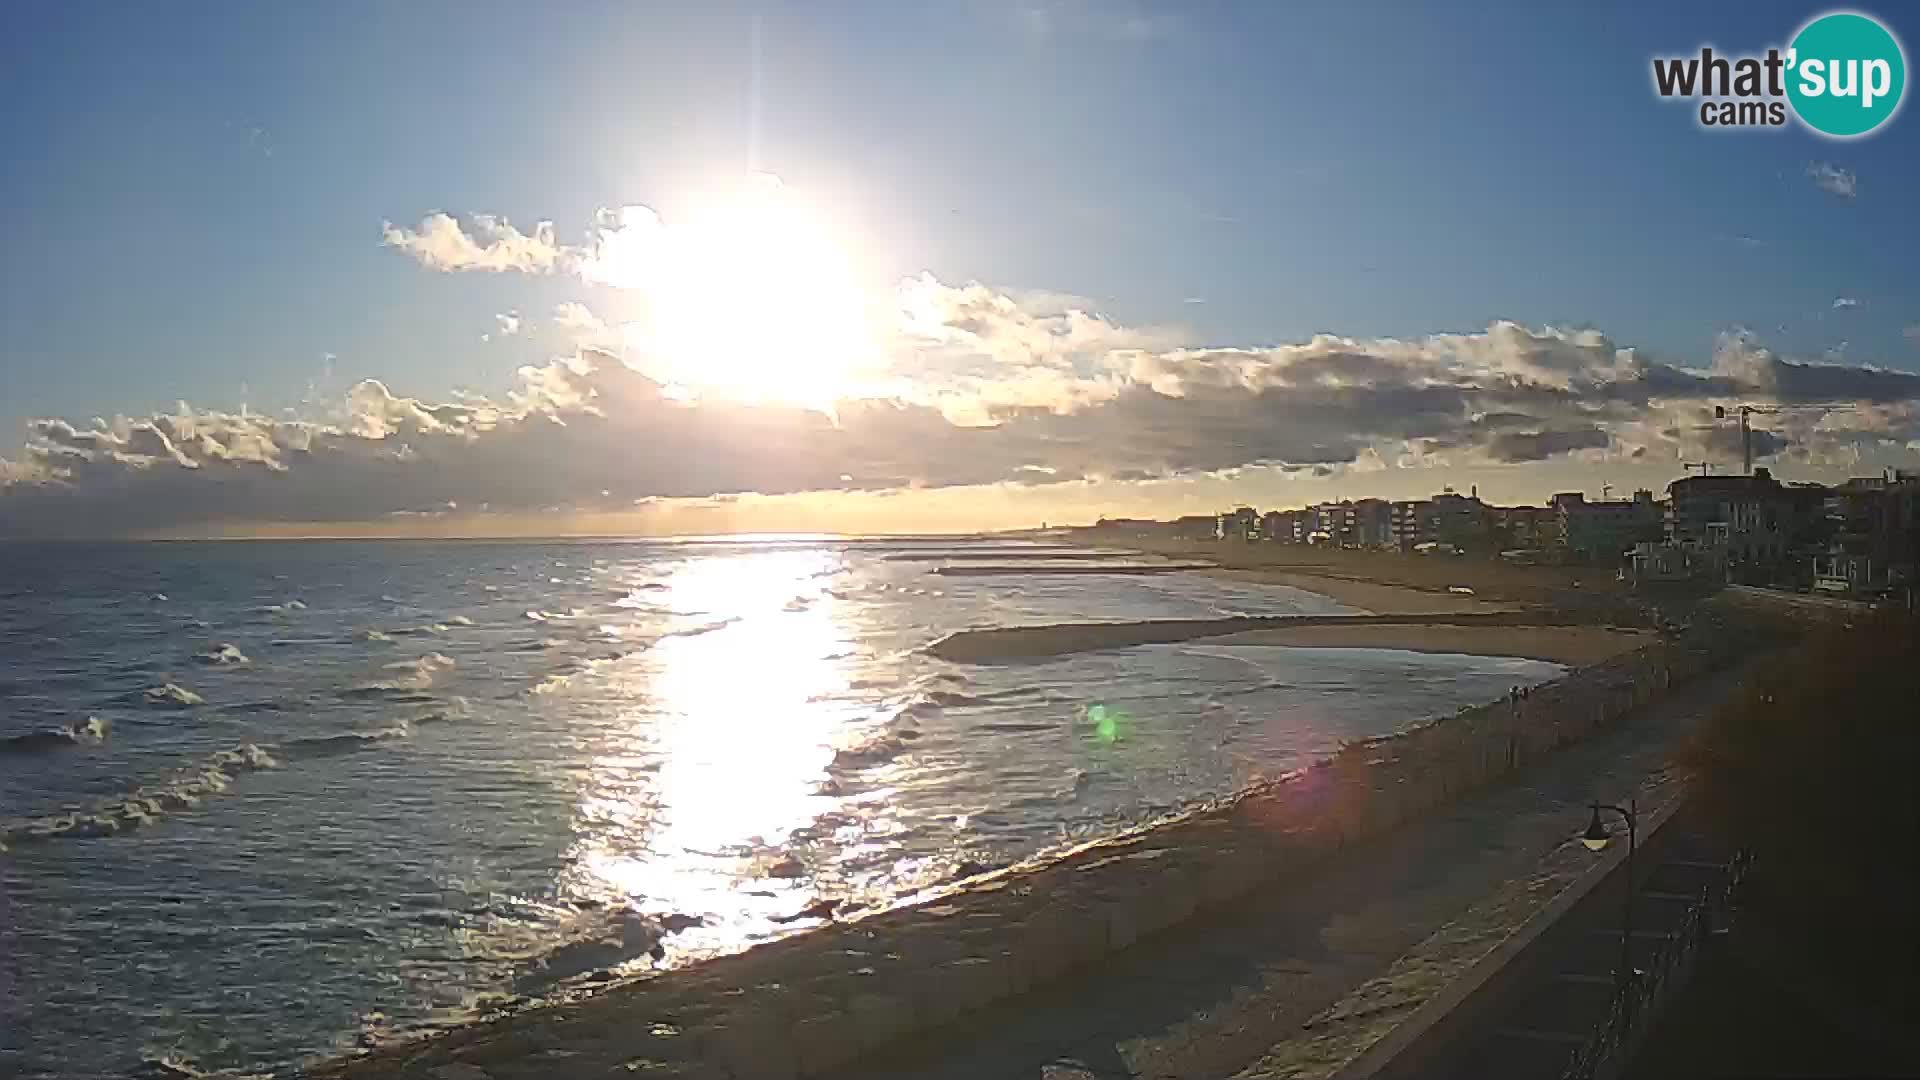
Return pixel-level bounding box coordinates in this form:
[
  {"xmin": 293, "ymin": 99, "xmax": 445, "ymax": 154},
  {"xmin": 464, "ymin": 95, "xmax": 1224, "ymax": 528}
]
[{"xmin": 592, "ymin": 175, "xmax": 878, "ymax": 412}]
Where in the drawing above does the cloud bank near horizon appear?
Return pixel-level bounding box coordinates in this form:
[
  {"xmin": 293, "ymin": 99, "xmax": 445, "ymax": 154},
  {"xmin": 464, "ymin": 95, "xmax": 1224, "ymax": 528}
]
[{"xmin": 6, "ymin": 269, "xmax": 1920, "ymax": 537}]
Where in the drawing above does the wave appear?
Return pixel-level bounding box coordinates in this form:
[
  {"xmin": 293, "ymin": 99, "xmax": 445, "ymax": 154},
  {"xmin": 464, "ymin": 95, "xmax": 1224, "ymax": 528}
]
[
  {"xmin": 656, "ymin": 617, "xmax": 739, "ymax": 641},
  {"xmin": 217, "ymin": 697, "xmax": 298, "ymax": 715},
  {"xmin": 611, "ymin": 587, "xmax": 669, "ymax": 609},
  {"xmin": 283, "ymin": 726, "xmax": 411, "ymax": 759},
  {"xmin": 256, "ymin": 599, "xmax": 308, "ymax": 614},
  {"xmin": 0, "ymin": 716, "xmax": 107, "ymax": 754},
  {"xmin": 509, "ymin": 909, "xmax": 701, "ymax": 996},
  {"xmin": 1, "ymin": 743, "xmax": 278, "ymax": 848},
  {"xmin": 506, "ymin": 636, "xmax": 563, "ymax": 652},
  {"xmin": 360, "ymin": 628, "xmax": 393, "ymax": 643},
  {"xmin": 829, "ymin": 733, "xmax": 911, "ymax": 771},
  {"xmin": 192, "ymin": 643, "xmax": 250, "ymax": 666},
  {"xmin": 412, "ymin": 697, "xmax": 470, "ymax": 725},
  {"xmin": 142, "ymin": 682, "xmax": 205, "ymax": 708},
  {"xmin": 389, "ymin": 651, "xmax": 456, "ymax": 676},
  {"xmin": 344, "ymin": 653, "xmax": 456, "ymax": 697},
  {"xmin": 131, "ymin": 1053, "xmax": 273, "ymax": 1080}
]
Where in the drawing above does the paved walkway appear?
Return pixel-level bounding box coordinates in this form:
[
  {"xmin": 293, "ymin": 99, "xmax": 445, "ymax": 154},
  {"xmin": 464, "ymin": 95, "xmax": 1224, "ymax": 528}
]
[
  {"xmin": 1415, "ymin": 822, "xmax": 1733, "ymax": 1080},
  {"xmin": 831, "ymin": 664, "xmax": 1756, "ymax": 1080}
]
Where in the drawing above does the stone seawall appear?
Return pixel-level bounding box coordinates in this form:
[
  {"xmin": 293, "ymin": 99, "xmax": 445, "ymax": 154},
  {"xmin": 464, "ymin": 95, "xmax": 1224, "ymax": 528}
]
[{"xmin": 311, "ymin": 627, "xmax": 1745, "ymax": 1080}]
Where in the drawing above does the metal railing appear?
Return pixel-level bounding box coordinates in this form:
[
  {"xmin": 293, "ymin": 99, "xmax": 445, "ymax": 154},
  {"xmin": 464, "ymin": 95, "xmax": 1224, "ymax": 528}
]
[{"xmin": 1559, "ymin": 849, "xmax": 1751, "ymax": 1080}]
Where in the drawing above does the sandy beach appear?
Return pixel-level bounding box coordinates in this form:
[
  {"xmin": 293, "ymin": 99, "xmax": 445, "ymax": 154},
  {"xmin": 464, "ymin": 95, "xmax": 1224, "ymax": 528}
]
[
  {"xmin": 1203, "ymin": 622, "xmax": 1650, "ymax": 666},
  {"xmin": 1202, "ymin": 566, "xmax": 1512, "ymax": 615}
]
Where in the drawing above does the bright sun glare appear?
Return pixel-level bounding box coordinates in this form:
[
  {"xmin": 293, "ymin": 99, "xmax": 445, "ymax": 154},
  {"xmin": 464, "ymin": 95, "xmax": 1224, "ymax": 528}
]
[{"xmin": 595, "ymin": 174, "xmax": 877, "ymax": 412}]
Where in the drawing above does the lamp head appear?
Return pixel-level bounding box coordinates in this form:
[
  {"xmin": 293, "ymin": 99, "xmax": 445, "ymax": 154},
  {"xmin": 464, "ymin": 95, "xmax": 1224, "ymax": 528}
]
[{"xmin": 1581, "ymin": 804, "xmax": 1612, "ymax": 852}]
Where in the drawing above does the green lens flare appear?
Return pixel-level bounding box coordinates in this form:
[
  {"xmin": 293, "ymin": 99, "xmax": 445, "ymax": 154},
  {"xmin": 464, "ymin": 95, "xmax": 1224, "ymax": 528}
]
[{"xmin": 1087, "ymin": 703, "xmax": 1120, "ymax": 743}]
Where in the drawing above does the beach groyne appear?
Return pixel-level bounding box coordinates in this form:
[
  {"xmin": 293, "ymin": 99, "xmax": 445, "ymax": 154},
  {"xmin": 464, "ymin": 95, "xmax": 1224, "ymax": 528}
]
[
  {"xmin": 925, "ymin": 610, "xmax": 1587, "ymax": 664},
  {"xmin": 312, "ymin": 615, "xmax": 1757, "ymax": 1080}
]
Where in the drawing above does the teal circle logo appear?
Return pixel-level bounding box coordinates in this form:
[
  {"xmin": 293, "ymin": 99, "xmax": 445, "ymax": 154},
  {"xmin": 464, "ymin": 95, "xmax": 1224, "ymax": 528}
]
[{"xmin": 1787, "ymin": 12, "xmax": 1906, "ymax": 137}]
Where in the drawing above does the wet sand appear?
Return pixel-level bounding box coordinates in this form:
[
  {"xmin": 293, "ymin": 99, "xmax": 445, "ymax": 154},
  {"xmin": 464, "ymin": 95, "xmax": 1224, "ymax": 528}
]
[
  {"xmin": 1202, "ymin": 567, "xmax": 1513, "ymax": 615},
  {"xmin": 1204, "ymin": 622, "xmax": 1649, "ymax": 666}
]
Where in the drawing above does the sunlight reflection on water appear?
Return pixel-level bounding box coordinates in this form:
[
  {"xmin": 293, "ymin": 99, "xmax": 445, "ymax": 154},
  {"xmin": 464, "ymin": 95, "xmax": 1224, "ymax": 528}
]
[{"xmin": 558, "ymin": 547, "xmax": 864, "ymax": 958}]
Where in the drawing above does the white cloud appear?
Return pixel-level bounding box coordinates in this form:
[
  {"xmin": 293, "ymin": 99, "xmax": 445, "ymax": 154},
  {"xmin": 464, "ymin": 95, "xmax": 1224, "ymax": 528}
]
[
  {"xmin": 1906, "ymin": 325, "xmax": 1920, "ymax": 346},
  {"xmin": 1833, "ymin": 297, "xmax": 1860, "ymax": 310},
  {"xmin": 496, "ymin": 311, "xmax": 522, "ymax": 336},
  {"xmin": 1807, "ymin": 161, "xmax": 1857, "ymax": 199},
  {"xmin": 10, "ymin": 274, "xmax": 1920, "ymax": 537},
  {"xmin": 381, "ymin": 213, "xmax": 563, "ymax": 273},
  {"xmin": 553, "ymin": 302, "xmax": 603, "ymax": 333}
]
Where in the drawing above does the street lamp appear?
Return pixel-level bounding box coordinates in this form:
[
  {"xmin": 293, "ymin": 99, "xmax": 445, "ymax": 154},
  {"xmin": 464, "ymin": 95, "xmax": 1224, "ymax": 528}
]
[{"xmin": 1581, "ymin": 799, "xmax": 1639, "ymax": 1006}]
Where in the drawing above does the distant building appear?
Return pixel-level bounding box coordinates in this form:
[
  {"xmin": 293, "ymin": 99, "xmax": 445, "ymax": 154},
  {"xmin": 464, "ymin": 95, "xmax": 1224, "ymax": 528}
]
[
  {"xmin": 1551, "ymin": 489, "xmax": 1663, "ymax": 563},
  {"xmin": 1172, "ymin": 514, "xmax": 1220, "ymax": 539},
  {"xmin": 1666, "ymin": 469, "xmax": 1809, "ymax": 581},
  {"xmin": 1388, "ymin": 490, "xmax": 1491, "ymax": 552},
  {"xmin": 1493, "ymin": 504, "xmax": 1559, "ymax": 554},
  {"xmin": 1261, "ymin": 510, "xmax": 1288, "ymax": 543},
  {"xmin": 1352, "ymin": 498, "xmax": 1392, "ymax": 547},
  {"xmin": 1216, "ymin": 506, "xmax": 1260, "ymax": 541},
  {"xmin": 1389, "ymin": 499, "xmax": 1430, "ymax": 550},
  {"xmin": 1625, "ymin": 540, "xmax": 1711, "ymax": 585},
  {"xmin": 1814, "ymin": 473, "xmax": 1920, "ymax": 595}
]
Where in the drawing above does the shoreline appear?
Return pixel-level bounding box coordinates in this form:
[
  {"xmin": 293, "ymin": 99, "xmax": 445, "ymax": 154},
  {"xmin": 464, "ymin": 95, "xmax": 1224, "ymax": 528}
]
[
  {"xmin": 299, "ymin": 551, "xmax": 1659, "ymax": 1079},
  {"xmin": 311, "ymin": 616, "xmax": 1748, "ymax": 1080}
]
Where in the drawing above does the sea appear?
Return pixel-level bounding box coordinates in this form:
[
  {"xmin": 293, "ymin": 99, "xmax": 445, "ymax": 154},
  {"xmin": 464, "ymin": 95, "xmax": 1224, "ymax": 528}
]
[{"xmin": 0, "ymin": 538, "xmax": 1564, "ymax": 1078}]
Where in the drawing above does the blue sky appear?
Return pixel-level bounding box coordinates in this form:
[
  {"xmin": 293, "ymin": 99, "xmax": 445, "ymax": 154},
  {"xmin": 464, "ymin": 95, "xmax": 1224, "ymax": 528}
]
[{"xmin": 3, "ymin": 1, "xmax": 1918, "ymax": 535}]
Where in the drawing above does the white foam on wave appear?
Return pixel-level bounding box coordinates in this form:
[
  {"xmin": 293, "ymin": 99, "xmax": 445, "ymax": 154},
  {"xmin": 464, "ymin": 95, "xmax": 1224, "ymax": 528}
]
[
  {"xmin": 347, "ymin": 652, "xmax": 457, "ymax": 696},
  {"xmin": 192, "ymin": 643, "xmax": 250, "ymax": 666},
  {"xmin": 1, "ymin": 716, "xmax": 108, "ymax": 754},
  {"xmin": 284, "ymin": 724, "xmax": 412, "ymax": 758},
  {"xmin": 829, "ymin": 733, "xmax": 911, "ymax": 772},
  {"xmin": 1, "ymin": 742, "xmax": 278, "ymax": 846},
  {"xmin": 143, "ymin": 682, "xmax": 205, "ymax": 708},
  {"xmin": 132, "ymin": 1051, "xmax": 273, "ymax": 1080}
]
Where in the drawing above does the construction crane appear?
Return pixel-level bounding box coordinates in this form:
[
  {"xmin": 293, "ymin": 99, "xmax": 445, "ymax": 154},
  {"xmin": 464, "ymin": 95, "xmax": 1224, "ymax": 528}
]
[{"xmin": 1714, "ymin": 403, "xmax": 1853, "ymax": 476}]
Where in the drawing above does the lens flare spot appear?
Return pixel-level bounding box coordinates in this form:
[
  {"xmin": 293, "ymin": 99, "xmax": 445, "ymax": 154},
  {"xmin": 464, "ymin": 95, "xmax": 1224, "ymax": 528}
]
[{"xmin": 1087, "ymin": 702, "xmax": 1124, "ymax": 744}]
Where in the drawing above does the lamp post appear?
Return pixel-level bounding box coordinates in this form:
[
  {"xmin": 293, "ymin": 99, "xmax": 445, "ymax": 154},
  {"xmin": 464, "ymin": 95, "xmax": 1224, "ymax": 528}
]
[{"xmin": 1581, "ymin": 799, "xmax": 1639, "ymax": 1010}]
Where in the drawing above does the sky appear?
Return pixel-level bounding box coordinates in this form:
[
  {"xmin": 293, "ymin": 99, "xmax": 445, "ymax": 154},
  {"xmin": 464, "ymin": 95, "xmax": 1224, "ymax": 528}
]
[{"xmin": 3, "ymin": 0, "xmax": 1919, "ymax": 538}]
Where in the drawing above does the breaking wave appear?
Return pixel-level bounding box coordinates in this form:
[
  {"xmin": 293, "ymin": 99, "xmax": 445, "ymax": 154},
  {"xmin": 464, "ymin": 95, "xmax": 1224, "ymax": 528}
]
[
  {"xmin": 142, "ymin": 682, "xmax": 205, "ymax": 708},
  {"xmin": 192, "ymin": 643, "xmax": 250, "ymax": 666},
  {"xmin": 283, "ymin": 726, "xmax": 412, "ymax": 759},
  {"xmin": 829, "ymin": 733, "xmax": 913, "ymax": 771},
  {"xmin": 1, "ymin": 743, "xmax": 279, "ymax": 848},
  {"xmin": 1, "ymin": 716, "xmax": 108, "ymax": 754},
  {"xmin": 344, "ymin": 653, "xmax": 456, "ymax": 697}
]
